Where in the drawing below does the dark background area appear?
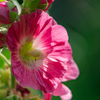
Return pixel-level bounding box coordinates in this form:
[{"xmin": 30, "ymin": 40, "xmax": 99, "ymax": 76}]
[{"xmin": 49, "ymin": 0, "xmax": 100, "ymax": 100}]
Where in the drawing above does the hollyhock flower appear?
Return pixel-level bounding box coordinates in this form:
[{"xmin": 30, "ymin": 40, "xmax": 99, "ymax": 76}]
[
  {"xmin": 40, "ymin": 0, "xmax": 54, "ymax": 11},
  {"xmin": 0, "ymin": 1, "xmax": 17, "ymax": 27},
  {"xmin": 0, "ymin": 32, "xmax": 6, "ymax": 48},
  {"xmin": 6, "ymin": 9, "xmax": 79, "ymax": 99}
]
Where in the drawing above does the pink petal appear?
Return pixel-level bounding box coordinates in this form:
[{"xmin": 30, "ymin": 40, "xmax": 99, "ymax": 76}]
[
  {"xmin": 43, "ymin": 92, "xmax": 52, "ymax": 100},
  {"xmin": 33, "ymin": 25, "xmax": 71, "ymax": 62},
  {"xmin": 62, "ymin": 59, "xmax": 79, "ymax": 82},
  {"xmin": 48, "ymin": 42, "xmax": 72, "ymax": 62},
  {"xmin": 11, "ymin": 58, "xmax": 46, "ymax": 92},
  {"xmin": 34, "ymin": 9, "xmax": 57, "ymax": 38},
  {"xmin": 11, "ymin": 53, "xmax": 65, "ymax": 93},
  {"xmin": 53, "ymin": 83, "xmax": 72, "ymax": 100},
  {"xmin": 6, "ymin": 12, "xmax": 36, "ymax": 52}
]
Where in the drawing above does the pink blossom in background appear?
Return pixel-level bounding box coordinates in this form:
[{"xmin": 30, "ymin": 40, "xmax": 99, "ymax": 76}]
[
  {"xmin": 0, "ymin": 1, "xmax": 17, "ymax": 26},
  {"xmin": 0, "ymin": 32, "xmax": 6, "ymax": 48},
  {"xmin": 16, "ymin": 83, "xmax": 30, "ymax": 96},
  {"xmin": 6, "ymin": 9, "xmax": 79, "ymax": 99},
  {"xmin": 40, "ymin": 0, "xmax": 54, "ymax": 11},
  {"xmin": 43, "ymin": 92, "xmax": 52, "ymax": 100}
]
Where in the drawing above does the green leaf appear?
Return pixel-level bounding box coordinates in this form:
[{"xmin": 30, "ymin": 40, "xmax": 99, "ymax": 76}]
[
  {"xmin": 3, "ymin": 95, "xmax": 21, "ymax": 100},
  {"xmin": 10, "ymin": 11, "xmax": 18, "ymax": 22},
  {"xmin": 7, "ymin": 1, "xmax": 16, "ymax": 10},
  {"xmin": 0, "ymin": 0, "xmax": 5, "ymax": 2},
  {"xmin": 29, "ymin": 97, "xmax": 43, "ymax": 100},
  {"xmin": 26, "ymin": 0, "xmax": 41, "ymax": 12}
]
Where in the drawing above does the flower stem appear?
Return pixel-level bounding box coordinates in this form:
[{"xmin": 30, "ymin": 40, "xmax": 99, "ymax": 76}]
[
  {"xmin": 0, "ymin": 52, "xmax": 11, "ymax": 67},
  {"xmin": 0, "ymin": 51, "xmax": 16, "ymax": 92},
  {"xmin": 23, "ymin": 0, "xmax": 27, "ymax": 7},
  {"xmin": 11, "ymin": 73, "xmax": 15, "ymax": 89}
]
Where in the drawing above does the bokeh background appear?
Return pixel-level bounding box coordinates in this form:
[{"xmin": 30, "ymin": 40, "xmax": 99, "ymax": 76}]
[
  {"xmin": 0, "ymin": 0, "xmax": 100, "ymax": 100},
  {"xmin": 50, "ymin": 0, "xmax": 100, "ymax": 100}
]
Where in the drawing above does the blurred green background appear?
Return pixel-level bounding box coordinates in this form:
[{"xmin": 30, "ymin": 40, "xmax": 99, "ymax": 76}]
[
  {"xmin": 49, "ymin": 0, "xmax": 100, "ymax": 100},
  {"xmin": 0, "ymin": 0, "xmax": 100, "ymax": 100}
]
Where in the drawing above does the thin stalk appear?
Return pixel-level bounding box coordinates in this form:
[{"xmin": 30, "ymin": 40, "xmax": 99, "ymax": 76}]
[
  {"xmin": 23, "ymin": 0, "xmax": 27, "ymax": 7},
  {"xmin": 0, "ymin": 53, "xmax": 11, "ymax": 67}
]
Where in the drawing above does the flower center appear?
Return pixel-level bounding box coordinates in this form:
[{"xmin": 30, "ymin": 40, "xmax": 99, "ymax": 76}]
[{"xmin": 19, "ymin": 41, "xmax": 41, "ymax": 64}]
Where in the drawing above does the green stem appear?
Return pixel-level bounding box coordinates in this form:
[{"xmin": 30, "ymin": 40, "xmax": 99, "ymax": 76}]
[
  {"xmin": 11, "ymin": 73, "xmax": 15, "ymax": 89},
  {"xmin": 23, "ymin": 0, "xmax": 27, "ymax": 7},
  {"xmin": 0, "ymin": 53, "xmax": 11, "ymax": 67},
  {"xmin": 0, "ymin": 52, "xmax": 15, "ymax": 90}
]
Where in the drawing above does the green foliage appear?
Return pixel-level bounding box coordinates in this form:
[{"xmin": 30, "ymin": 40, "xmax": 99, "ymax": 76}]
[
  {"xmin": 12, "ymin": 0, "xmax": 21, "ymax": 15},
  {"xmin": 0, "ymin": 0, "xmax": 5, "ymax": 2},
  {"xmin": 3, "ymin": 95, "xmax": 21, "ymax": 100},
  {"xmin": 0, "ymin": 68, "xmax": 10, "ymax": 83},
  {"xmin": 11, "ymin": 73, "xmax": 15, "ymax": 89},
  {"xmin": 8, "ymin": 1, "xmax": 15, "ymax": 10},
  {"xmin": 26, "ymin": 0, "xmax": 41, "ymax": 12},
  {"xmin": 29, "ymin": 97, "xmax": 43, "ymax": 100},
  {"xmin": 10, "ymin": 11, "xmax": 18, "ymax": 22}
]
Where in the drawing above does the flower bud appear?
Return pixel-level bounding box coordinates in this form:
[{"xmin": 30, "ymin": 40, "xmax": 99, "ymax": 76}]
[
  {"xmin": 23, "ymin": 0, "xmax": 54, "ymax": 13},
  {"xmin": 0, "ymin": 28, "xmax": 7, "ymax": 48},
  {"xmin": 0, "ymin": 1, "xmax": 18, "ymax": 27},
  {"xmin": 38, "ymin": 0, "xmax": 54, "ymax": 11},
  {"xmin": 0, "ymin": 68, "xmax": 10, "ymax": 83}
]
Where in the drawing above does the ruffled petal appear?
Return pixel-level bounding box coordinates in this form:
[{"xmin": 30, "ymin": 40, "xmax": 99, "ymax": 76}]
[
  {"xmin": 48, "ymin": 26, "xmax": 71, "ymax": 62},
  {"xmin": 34, "ymin": 9, "xmax": 57, "ymax": 38},
  {"xmin": 33, "ymin": 25, "xmax": 71, "ymax": 60},
  {"xmin": 11, "ymin": 53, "xmax": 45, "ymax": 91},
  {"xmin": 34, "ymin": 58, "xmax": 67, "ymax": 93},
  {"xmin": 53, "ymin": 83, "xmax": 72, "ymax": 100},
  {"xmin": 11, "ymin": 53, "xmax": 65, "ymax": 93},
  {"xmin": 48, "ymin": 42, "xmax": 72, "ymax": 62},
  {"xmin": 62, "ymin": 59, "xmax": 79, "ymax": 82}
]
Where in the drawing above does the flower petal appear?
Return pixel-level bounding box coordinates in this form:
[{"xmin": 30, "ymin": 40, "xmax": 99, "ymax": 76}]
[
  {"xmin": 43, "ymin": 92, "xmax": 52, "ymax": 100},
  {"xmin": 62, "ymin": 59, "xmax": 79, "ymax": 82},
  {"xmin": 53, "ymin": 83, "xmax": 72, "ymax": 100}
]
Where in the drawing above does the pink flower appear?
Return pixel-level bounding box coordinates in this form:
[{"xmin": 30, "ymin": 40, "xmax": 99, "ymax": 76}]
[
  {"xmin": 0, "ymin": 32, "xmax": 6, "ymax": 48},
  {"xmin": 6, "ymin": 9, "xmax": 79, "ymax": 99},
  {"xmin": 0, "ymin": 1, "xmax": 17, "ymax": 27},
  {"xmin": 40, "ymin": 0, "xmax": 54, "ymax": 11}
]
